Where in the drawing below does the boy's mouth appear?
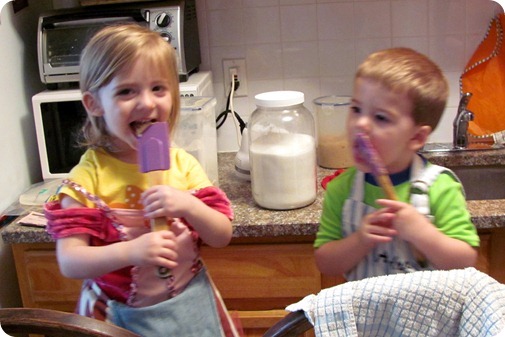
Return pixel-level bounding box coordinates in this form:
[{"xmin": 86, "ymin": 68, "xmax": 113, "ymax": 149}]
[{"xmin": 131, "ymin": 120, "xmax": 156, "ymax": 137}]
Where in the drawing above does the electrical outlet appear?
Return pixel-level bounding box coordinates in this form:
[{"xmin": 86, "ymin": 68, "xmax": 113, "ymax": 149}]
[{"xmin": 223, "ymin": 59, "xmax": 248, "ymax": 97}]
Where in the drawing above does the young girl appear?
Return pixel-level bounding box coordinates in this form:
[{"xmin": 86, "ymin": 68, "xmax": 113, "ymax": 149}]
[{"xmin": 44, "ymin": 24, "xmax": 241, "ymax": 337}]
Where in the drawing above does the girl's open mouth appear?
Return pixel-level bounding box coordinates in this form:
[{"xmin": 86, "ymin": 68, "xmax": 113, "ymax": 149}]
[{"xmin": 131, "ymin": 120, "xmax": 156, "ymax": 137}]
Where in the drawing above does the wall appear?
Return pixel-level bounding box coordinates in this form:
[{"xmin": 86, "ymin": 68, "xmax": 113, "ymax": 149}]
[
  {"xmin": 0, "ymin": 0, "xmax": 52, "ymax": 307},
  {"xmin": 195, "ymin": 0, "xmax": 500, "ymax": 152}
]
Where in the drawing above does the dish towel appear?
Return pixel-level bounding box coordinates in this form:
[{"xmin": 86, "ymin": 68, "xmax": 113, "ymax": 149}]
[{"xmin": 286, "ymin": 268, "xmax": 505, "ymax": 337}]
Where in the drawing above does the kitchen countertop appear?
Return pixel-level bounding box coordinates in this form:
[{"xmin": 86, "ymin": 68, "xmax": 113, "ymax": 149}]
[{"xmin": 2, "ymin": 149, "xmax": 505, "ymax": 244}]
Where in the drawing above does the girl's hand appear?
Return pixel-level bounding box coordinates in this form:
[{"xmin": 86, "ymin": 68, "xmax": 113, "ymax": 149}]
[
  {"xmin": 141, "ymin": 185, "xmax": 195, "ymax": 219},
  {"xmin": 127, "ymin": 230, "xmax": 178, "ymax": 270},
  {"xmin": 358, "ymin": 208, "xmax": 398, "ymax": 248},
  {"xmin": 375, "ymin": 199, "xmax": 432, "ymax": 243},
  {"xmin": 142, "ymin": 185, "xmax": 233, "ymax": 248}
]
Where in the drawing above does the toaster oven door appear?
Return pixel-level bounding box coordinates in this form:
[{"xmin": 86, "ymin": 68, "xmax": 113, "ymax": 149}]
[{"xmin": 38, "ymin": 12, "xmax": 144, "ymax": 85}]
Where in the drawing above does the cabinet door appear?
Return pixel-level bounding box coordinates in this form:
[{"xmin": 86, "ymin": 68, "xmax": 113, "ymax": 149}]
[
  {"xmin": 12, "ymin": 243, "xmax": 81, "ymax": 312},
  {"xmin": 202, "ymin": 243, "xmax": 322, "ymax": 337},
  {"xmin": 202, "ymin": 243, "xmax": 322, "ymax": 311},
  {"xmin": 477, "ymin": 228, "xmax": 505, "ymax": 284}
]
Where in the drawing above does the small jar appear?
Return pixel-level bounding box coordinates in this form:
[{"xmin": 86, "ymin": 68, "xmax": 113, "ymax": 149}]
[
  {"xmin": 248, "ymin": 91, "xmax": 317, "ymax": 210},
  {"xmin": 313, "ymin": 95, "xmax": 353, "ymax": 169}
]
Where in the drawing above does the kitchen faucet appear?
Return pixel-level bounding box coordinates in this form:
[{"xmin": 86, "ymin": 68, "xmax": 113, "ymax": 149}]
[{"xmin": 453, "ymin": 92, "xmax": 474, "ymax": 149}]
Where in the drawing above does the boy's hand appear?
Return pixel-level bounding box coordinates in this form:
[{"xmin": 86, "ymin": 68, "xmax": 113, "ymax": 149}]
[
  {"xmin": 359, "ymin": 209, "xmax": 398, "ymax": 248},
  {"xmin": 375, "ymin": 199, "xmax": 432, "ymax": 243}
]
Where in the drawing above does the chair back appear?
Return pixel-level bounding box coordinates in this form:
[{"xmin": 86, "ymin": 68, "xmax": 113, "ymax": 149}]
[
  {"xmin": 262, "ymin": 310, "xmax": 312, "ymax": 337},
  {"xmin": 0, "ymin": 308, "xmax": 140, "ymax": 337}
]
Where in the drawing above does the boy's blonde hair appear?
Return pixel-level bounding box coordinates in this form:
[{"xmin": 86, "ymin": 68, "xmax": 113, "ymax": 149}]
[
  {"xmin": 356, "ymin": 47, "xmax": 448, "ymax": 130},
  {"xmin": 79, "ymin": 24, "xmax": 180, "ymax": 150}
]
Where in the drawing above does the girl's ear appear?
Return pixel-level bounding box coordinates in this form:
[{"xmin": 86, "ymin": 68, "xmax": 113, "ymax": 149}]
[
  {"xmin": 410, "ymin": 125, "xmax": 432, "ymax": 151},
  {"xmin": 82, "ymin": 92, "xmax": 103, "ymax": 117}
]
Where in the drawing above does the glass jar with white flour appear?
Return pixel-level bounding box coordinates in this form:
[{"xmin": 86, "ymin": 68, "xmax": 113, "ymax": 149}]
[{"xmin": 248, "ymin": 91, "xmax": 317, "ymax": 210}]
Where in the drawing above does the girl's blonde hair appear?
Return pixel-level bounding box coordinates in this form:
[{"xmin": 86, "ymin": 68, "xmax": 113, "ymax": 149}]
[
  {"xmin": 79, "ymin": 24, "xmax": 180, "ymax": 150},
  {"xmin": 356, "ymin": 47, "xmax": 448, "ymax": 131}
]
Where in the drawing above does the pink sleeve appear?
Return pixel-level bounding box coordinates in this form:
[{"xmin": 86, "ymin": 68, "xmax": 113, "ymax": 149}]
[
  {"xmin": 44, "ymin": 201, "xmax": 120, "ymax": 242},
  {"xmin": 192, "ymin": 186, "xmax": 234, "ymax": 221}
]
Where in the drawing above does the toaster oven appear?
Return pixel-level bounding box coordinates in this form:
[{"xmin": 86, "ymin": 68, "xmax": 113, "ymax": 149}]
[{"xmin": 37, "ymin": 0, "xmax": 200, "ymax": 87}]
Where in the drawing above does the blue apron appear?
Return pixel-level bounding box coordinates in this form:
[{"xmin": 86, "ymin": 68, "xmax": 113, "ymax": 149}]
[{"xmin": 108, "ymin": 268, "xmax": 224, "ymax": 337}]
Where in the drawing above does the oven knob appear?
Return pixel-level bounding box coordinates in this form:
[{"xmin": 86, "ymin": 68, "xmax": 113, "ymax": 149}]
[
  {"xmin": 156, "ymin": 13, "xmax": 171, "ymax": 28},
  {"xmin": 160, "ymin": 32, "xmax": 172, "ymax": 43}
]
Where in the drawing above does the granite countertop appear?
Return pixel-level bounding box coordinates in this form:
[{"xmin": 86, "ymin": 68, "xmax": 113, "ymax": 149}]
[{"xmin": 2, "ymin": 150, "xmax": 505, "ymax": 244}]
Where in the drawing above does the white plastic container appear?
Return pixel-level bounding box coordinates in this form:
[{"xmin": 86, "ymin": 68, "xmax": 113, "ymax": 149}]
[
  {"xmin": 175, "ymin": 96, "xmax": 219, "ymax": 185},
  {"xmin": 248, "ymin": 91, "xmax": 317, "ymax": 210}
]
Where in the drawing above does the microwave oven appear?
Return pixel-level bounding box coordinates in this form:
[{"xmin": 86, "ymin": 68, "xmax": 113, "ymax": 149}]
[
  {"xmin": 32, "ymin": 71, "xmax": 214, "ymax": 182},
  {"xmin": 38, "ymin": 0, "xmax": 200, "ymax": 87}
]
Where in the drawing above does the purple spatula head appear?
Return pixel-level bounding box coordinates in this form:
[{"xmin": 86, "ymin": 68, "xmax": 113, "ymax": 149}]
[
  {"xmin": 137, "ymin": 122, "xmax": 170, "ymax": 172},
  {"xmin": 355, "ymin": 132, "xmax": 387, "ymax": 177},
  {"xmin": 355, "ymin": 132, "xmax": 397, "ymax": 200}
]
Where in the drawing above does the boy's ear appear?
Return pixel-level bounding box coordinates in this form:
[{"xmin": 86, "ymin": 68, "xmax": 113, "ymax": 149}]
[
  {"xmin": 82, "ymin": 92, "xmax": 103, "ymax": 117},
  {"xmin": 410, "ymin": 125, "xmax": 432, "ymax": 151}
]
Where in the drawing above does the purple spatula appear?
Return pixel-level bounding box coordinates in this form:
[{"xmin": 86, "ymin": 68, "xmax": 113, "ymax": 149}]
[{"xmin": 137, "ymin": 122, "xmax": 172, "ymax": 278}]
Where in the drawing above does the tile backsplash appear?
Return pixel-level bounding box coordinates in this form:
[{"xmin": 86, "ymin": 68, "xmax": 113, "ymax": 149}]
[{"xmin": 195, "ymin": 0, "xmax": 500, "ymax": 152}]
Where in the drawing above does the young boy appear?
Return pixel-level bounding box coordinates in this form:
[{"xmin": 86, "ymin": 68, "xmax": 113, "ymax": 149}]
[{"xmin": 314, "ymin": 47, "xmax": 479, "ymax": 281}]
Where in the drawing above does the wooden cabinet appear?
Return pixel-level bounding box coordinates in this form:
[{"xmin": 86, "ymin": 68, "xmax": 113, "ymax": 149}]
[
  {"xmin": 474, "ymin": 228, "xmax": 505, "ymax": 283},
  {"xmin": 10, "ymin": 229, "xmax": 503, "ymax": 337},
  {"xmin": 11, "ymin": 238, "xmax": 340, "ymax": 337},
  {"xmin": 12, "ymin": 243, "xmax": 82, "ymax": 313},
  {"xmin": 201, "ymin": 241, "xmax": 342, "ymax": 337}
]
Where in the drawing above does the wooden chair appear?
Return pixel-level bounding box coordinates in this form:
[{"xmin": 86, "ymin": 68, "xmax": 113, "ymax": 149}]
[
  {"xmin": 262, "ymin": 310, "xmax": 313, "ymax": 337},
  {"xmin": 0, "ymin": 308, "xmax": 140, "ymax": 337}
]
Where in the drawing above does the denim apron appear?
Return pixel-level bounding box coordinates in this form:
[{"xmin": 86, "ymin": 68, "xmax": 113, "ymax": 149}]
[{"xmin": 108, "ymin": 267, "xmax": 224, "ymax": 337}]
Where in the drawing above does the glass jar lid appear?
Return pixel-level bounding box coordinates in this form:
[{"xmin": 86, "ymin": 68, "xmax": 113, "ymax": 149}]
[{"xmin": 254, "ymin": 91, "xmax": 304, "ymax": 108}]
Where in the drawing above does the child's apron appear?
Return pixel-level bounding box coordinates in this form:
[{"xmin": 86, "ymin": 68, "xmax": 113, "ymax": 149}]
[{"xmin": 341, "ymin": 156, "xmax": 438, "ymax": 281}]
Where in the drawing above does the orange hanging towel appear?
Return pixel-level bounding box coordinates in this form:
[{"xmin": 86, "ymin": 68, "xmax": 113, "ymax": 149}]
[{"xmin": 461, "ymin": 14, "xmax": 505, "ymax": 136}]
